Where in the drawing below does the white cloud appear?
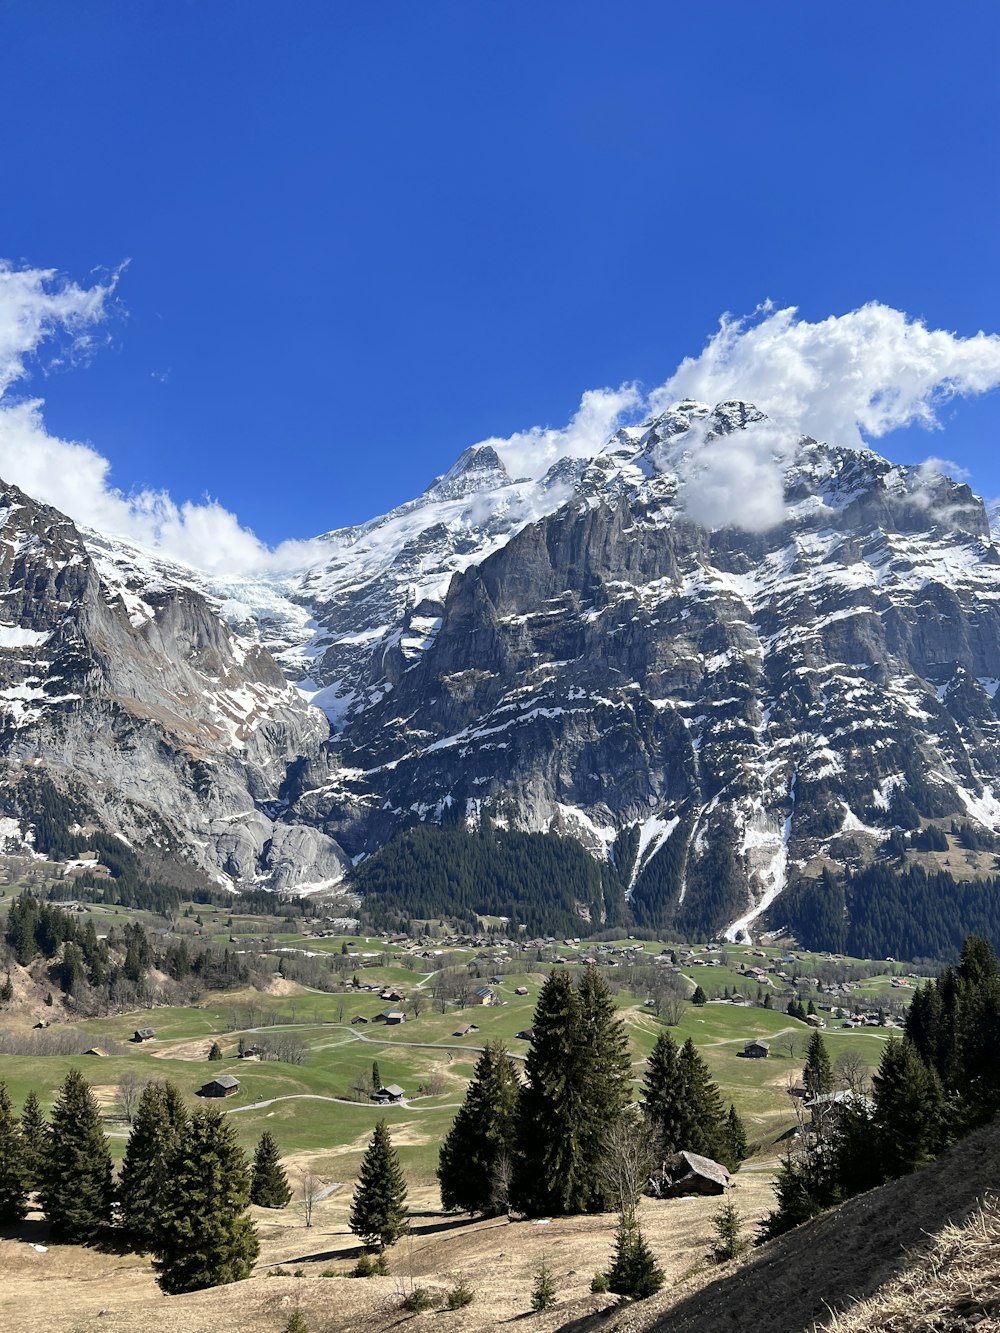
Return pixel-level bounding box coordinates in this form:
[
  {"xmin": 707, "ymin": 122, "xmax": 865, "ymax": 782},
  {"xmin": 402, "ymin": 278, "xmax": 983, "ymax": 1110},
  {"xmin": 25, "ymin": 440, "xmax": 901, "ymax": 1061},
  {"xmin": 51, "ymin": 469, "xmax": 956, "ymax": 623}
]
[
  {"xmin": 475, "ymin": 383, "xmax": 643, "ymax": 480},
  {"xmin": 652, "ymin": 301, "xmax": 1000, "ymax": 446}
]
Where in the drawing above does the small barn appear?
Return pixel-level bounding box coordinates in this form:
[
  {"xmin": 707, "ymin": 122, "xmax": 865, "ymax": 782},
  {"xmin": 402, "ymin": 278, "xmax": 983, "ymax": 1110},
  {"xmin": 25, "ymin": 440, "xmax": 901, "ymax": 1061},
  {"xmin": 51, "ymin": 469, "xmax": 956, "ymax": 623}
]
[
  {"xmin": 199, "ymin": 1075, "xmax": 240, "ymax": 1098},
  {"xmin": 380, "ymin": 987, "xmax": 405, "ymax": 1002},
  {"xmin": 515, "ymin": 986, "xmax": 529, "ymax": 996},
  {"xmin": 515, "ymin": 1027, "xmax": 535, "ymax": 1041},
  {"xmin": 373, "ymin": 1008, "xmax": 405, "ymax": 1025},
  {"xmin": 453, "ymin": 1023, "xmax": 480, "ymax": 1037},
  {"xmin": 83, "ymin": 1046, "xmax": 108, "ymax": 1058},
  {"xmin": 351, "ymin": 1015, "xmax": 369, "ymax": 1025},
  {"xmin": 132, "ymin": 1027, "xmax": 156, "ymax": 1043},
  {"xmin": 375, "ymin": 1084, "xmax": 405, "ymax": 1104},
  {"xmin": 649, "ymin": 1151, "xmax": 731, "ymax": 1198},
  {"xmin": 743, "ymin": 1039, "xmax": 770, "ymax": 1059}
]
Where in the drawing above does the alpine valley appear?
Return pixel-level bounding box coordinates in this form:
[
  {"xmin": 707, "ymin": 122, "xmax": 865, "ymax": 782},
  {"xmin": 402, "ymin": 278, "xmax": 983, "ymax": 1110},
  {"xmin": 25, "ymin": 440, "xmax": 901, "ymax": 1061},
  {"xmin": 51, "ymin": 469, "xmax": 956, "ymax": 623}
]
[{"xmin": 6, "ymin": 398, "xmax": 1000, "ymax": 949}]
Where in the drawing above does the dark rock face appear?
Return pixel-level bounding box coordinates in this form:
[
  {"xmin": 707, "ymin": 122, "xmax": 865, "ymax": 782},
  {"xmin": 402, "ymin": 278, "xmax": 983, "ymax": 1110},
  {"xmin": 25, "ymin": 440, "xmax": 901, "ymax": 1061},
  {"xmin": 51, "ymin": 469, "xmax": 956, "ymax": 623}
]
[
  {"xmin": 0, "ymin": 482, "xmax": 344, "ymax": 891},
  {"xmin": 296, "ymin": 405, "xmax": 1000, "ymax": 936}
]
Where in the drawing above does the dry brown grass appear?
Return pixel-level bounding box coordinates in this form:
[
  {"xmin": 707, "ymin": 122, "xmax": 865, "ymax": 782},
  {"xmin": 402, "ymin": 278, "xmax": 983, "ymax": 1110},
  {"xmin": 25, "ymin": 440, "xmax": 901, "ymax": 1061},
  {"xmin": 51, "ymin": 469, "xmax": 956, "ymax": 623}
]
[
  {"xmin": 0, "ymin": 1172, "xmax": 777, "ymax": 1332},
  {"xmin": 818, "ymin": 1193, "xmax": 1000, "ymax": 1333}
]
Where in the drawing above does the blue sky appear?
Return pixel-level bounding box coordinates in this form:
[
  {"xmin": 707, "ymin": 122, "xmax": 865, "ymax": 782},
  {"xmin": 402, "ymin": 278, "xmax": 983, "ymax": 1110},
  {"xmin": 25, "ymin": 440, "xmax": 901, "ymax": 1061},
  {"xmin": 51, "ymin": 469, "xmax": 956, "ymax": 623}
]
[{"xmin": 3, "ymin": 1, "xmax": 1000, "ymax": 556}]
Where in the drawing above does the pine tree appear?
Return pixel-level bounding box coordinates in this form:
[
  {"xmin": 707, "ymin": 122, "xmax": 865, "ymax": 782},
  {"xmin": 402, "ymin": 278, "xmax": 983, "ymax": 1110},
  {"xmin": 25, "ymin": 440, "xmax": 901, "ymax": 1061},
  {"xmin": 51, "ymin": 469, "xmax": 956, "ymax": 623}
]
[
  {"xmin": 38, "ymin": 1069, "xmax": 112, "ymax": 1242},
  {"xmin": 349, "ymin": 1120, "xmax": 409, "ymax": 1251},
  {"xmin": 250, "ymin": 1131, "xmax": 292, "ymax": 1208},
  {"xmin": 208, "ymin": 1041, "xmax": 223, "ymax": 1061},
  {"xmin": 676, "ymin": 1038, "xmax": 727, "ymax": 1161},
  {"xmin": 709, "ymin": 1199, "xmax": 748, "ymax": 1264},
  {"xmin": 19, "ymin": 1091, "xmax": 48, "ymax": 1192},
  {"xmin": 0, "ymin": 1081, "xmax": 27, "ymax": 1223},
  {"xmin": 513, "ymin": 970, "xmax": 633, "ymax": 1216},
  {"xmin": 119, "ymin": 1081, "xmax": 188, "ymax": 1251},
  {"xmin": 512, "ymin": 971, "xmax": 585, "ymax": 1216},
  {"xmin": 438, "ymin": 1041, "xmax": 519, "ymax": 1215},
  {"xmin": 871, "ymin": 1037, "xmax": 944, "ymax": 1179},
  {"xmin": 722, "ymin": 1104, "xmax": 748, "ymax": 1171},
  {"xmin": 691, "ymin": 985, "xmax": 707, "ymax": 1006},
  {"xmin": 803, "ymin": 1031, "xmax": 834, "ymax": 1100},
  {"xmin": 641, "ymin": 1031, "xmax": 685, "ymax": 1153},
  {"xmin": 530, "ymin": 1260, "xmax": 557, "ymax": 1311},
  {"xmin": 606, "ymin": 1219, "xmax": 664, "ymax": 1298},
  {"xmin": 576, "ymin": 967, "xmax": 633, "ymax": 1211},
  {"xmin": 153, "ymin": 1108, "xmax": 259, "ymax": 1293}
]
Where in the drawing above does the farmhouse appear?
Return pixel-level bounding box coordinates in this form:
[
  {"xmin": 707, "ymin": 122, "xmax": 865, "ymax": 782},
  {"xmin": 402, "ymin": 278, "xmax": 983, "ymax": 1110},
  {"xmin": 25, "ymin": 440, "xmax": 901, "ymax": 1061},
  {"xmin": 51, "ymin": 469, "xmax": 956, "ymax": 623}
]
[
  {"xmin": 373, "ymin": 1009, "xmax": 406, "ymax": 1024},
  {"xmin": 649, "ymin": 1151, "xmax": 731, "ymax": 1198},
  {"xmin": 473, "ymin": 986, "xmax": 497, "ymax": 1005},
  {"xmin": 199, "ymin": 1075, "xmax": 240, "ymax": 1098},
  {"xmin": 132, "ymin": 1027, "xmax": 156, "ymax": 1043},
  {"xmin": 375, "ymin": 1084, "xmax": 405, "ymax": 1104},
  {"xmin": 743, "ymin": 1039, "xmax": 770, "ymax": 1058}
]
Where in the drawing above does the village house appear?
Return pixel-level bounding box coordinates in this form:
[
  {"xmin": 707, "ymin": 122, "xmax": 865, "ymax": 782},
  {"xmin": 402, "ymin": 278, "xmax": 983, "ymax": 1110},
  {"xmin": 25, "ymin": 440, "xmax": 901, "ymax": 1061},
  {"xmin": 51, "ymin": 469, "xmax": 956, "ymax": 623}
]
[
  {"xmin": 373, "ymin": 1008, "xmax": 406, "ymax": 1025},
  {"xmin": 472, "ymin": 986, "xmax": 497, "ymax": 1005},
  {"xmin": 199, "ymin": 1075, "xmax": 240, "ymax": 1098},
  {"xmin": 743, "ymin": 1039, "xmax": 770, "ymax": 1058},
  {"xmin": 375, "ymin": 1084, "xmax": 405, "ymax": 1104}
]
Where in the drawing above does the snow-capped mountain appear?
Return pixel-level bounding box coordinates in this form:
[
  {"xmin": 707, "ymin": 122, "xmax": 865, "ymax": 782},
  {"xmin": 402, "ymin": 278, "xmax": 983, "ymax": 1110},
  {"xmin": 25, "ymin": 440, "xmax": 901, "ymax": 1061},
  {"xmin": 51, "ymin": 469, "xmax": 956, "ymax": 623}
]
[{"xmin": 6, "ymin": 399, "xmax": 1000, "ymax": 935}]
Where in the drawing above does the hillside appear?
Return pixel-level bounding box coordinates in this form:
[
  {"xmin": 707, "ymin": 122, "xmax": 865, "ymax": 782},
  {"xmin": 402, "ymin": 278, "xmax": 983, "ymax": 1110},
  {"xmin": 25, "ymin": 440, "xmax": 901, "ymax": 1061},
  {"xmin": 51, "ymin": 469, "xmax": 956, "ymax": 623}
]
[{"xmin": 573, "ymin": 1117, "xmax": 1000, "ymax": 1333}]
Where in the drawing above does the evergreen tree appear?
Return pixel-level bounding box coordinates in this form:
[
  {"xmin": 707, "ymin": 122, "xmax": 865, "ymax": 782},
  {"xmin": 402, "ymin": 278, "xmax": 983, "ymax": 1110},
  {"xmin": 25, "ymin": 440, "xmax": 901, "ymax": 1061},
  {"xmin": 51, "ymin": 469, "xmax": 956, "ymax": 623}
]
[
  {"xmin": 803, "ymin": 1031, "xmax": 834, "ymax": 1100},
  {"xmin": 606, "ymin": 1219, "xmax": 664, "ymax": 1298},
  {"xmin": 871, "ymin": 1038, "xmax": 945, "ymax": 1179},
  {"xmin": 38, "ymin": 1069, "xmax": 112, "ymax": 1242},
  {"xmin": 691, "ymin": 985, "xmax": 707, "ymax": 1006},
  {"xmin": 119, "ymin": 1081, "xmax": 188, "ymax": 1251},
  {"xmin": 530, "ymin": 1260, "xmax": 557, "ymax": 1311},
  {"xmin": 0, "ymin": 1081, "xmax": 27, "ymax": 1223},
  {"xmin": 723, "ymin": 1104, "xmax": 748, "ymax": 1171},
  {"xmin": 349, "ymin": 1120, "xmax": 409, "ymax": 1251},
  {"xmin": 250, "ymin": 1132, "xmax": 292, "ymax": 1209},
  {"xmin": 676, "ymin": 1038, "xmax": 727, "ymax": 1161},
  {"xmin": 438, "ymin": 1041, "xmax": 519, "ymax": 1215},
  {"xmin": 641, "ymin": 1031, "xmax": 685, "ymax": 1153},
  {"xmin": 576, "ymin": 967, "xmax": 632, "ymax": 1211},
  {"xmin": 19, "ymin": 1091, "xmax": 47, "ymax": 1192},
  {"xmin": 208, "ymin": 1041, "xmax": 223, "ymax": 1061},
  {"xmin": 710, "ymin": 1199, "xmax": 748, "ymax": 1264},
  {"xmin": 512, "ymin": 971, "xmax": 585, "ymax": 1216},
  {"xmin": 153, "ymin": 1108, "xmax": 259, "ymax": 1293}
]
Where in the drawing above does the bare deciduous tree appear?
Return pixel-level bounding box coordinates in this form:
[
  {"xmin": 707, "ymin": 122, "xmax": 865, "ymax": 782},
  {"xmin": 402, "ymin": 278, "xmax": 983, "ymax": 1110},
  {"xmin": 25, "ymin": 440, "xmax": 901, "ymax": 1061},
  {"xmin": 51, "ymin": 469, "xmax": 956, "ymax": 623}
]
[
  {"xmin": 833, "ymin": 1048, "xmax": 870, "ymax": 1094},
  {"xmin": 599, "ymin": 1112, "xmax": 654, "ymax": 1226},
  {"xmin": 116, "ymin": 1069, "xmax": 147, "ymax": 1123},
  {"xmin": 409, "ymin": 992, "xmax": 426, "ymax": 1019},
  {"xmin": 299, "ymin": 1167, "xmax": 324, "ymax": 1228},
  {"xmin": 779, "ymin": 1031, "xmax": 801, "ymax": 1060}
]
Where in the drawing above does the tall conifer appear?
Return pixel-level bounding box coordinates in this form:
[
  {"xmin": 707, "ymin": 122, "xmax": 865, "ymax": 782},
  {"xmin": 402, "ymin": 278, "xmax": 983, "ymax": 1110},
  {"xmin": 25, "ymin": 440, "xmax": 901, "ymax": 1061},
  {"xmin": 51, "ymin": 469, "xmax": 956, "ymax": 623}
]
[
  {"xmin": 641, "ymin": 1031, "xmax": 684, "ymax": 1153},
  {"xmin": 676, "ymin": 1038, "xmax": 727, "ymax": 1160},
  {"xmin": 577, "ymin": 967, "xmax": 632, "ymax": 1211},
  {"xmin": 349, "ymin": 1120, "xmax": 409, "ymax": 1250},
  {"xmin": 438, "ymin": 1040, "xmax": 519, "ymax": 1215},
  {"xmin": 0, "ymin": 1081, "xmax": 27, "ymax": 1223},
  {"xmin": 872, "ymin": 1037, "xmax": 945, "ymax": 1178},
  {"xmin": 512, "ymin": 971, "xmax": 586, "ymax": 1215},
  {"xmin": 19, "ymin": 1091, "xmax": 47, "ymax": 1192},
  {"xmin": 38, "ymin": 1069, "xmax": 112, "ymax": 1242},
  {"xmin": 119, "ymin": 1080, "xmax": 188, "ymax": 1251},
  {"xmin": 153, "ymin": 1108, "xmax": 259, "ymax": 1293},
  {"xmin": 250, "ymin": 1131, "xmax": 292, "ymax": 1208},
  {"xmin": 803, "ymin": 1031, "xmax": 834, "ymax": 1100}
]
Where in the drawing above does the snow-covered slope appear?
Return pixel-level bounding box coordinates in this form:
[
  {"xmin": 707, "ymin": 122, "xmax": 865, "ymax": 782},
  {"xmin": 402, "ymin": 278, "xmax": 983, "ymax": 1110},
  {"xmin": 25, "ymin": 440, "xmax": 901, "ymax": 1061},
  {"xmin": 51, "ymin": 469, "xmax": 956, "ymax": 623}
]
[{"xmin": 43, "ymin": 399, "xmax": 1000, "ymax": 934}]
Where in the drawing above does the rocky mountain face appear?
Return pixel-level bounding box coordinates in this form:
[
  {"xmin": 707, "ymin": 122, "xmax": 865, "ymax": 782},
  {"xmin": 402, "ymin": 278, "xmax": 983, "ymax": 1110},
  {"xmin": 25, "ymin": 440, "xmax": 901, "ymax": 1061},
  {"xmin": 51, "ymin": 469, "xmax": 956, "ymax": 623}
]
[
  {"xmin": 0, "ymin": 482, "xmax": 344, "ymax": 893},
  {"xmin": 6, "ymin": 400, "xmax": 1000, "ymax": 934}
]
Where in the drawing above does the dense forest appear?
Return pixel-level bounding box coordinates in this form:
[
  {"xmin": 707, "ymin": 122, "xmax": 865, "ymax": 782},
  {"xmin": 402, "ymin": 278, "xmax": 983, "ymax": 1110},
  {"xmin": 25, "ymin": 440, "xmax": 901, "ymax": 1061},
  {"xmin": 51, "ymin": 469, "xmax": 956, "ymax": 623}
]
[
  {"xmin": 352, "ymin": 823, "xmax": 626, "ymax": 937},
  {"xmin": 778, "ymin": 863, "xmax": 1000, "ymax": 961}
]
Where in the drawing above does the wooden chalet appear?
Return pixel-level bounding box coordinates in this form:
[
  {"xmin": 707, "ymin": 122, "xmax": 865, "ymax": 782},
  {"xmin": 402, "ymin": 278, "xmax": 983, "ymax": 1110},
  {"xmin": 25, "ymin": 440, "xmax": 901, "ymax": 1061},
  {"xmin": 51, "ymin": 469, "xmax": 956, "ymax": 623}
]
[
  {"xmin": 743, "ymin": 1038, "xmax": 770, "ymax": 1058},
  {"xmin": 649, "ymin": 1151, "xmax": 731, "ymax": 1198},
  {"xmin": 132, "ymin": 1027, "xmax": 156, "ymax": 1043},
  {"xmin": 375, "ymin": 1084, "xmax": 405, "ymax": 1103},
  {"xmin": 199, "ymin": 1075, "xmax": 240, "ymax": 1098}
]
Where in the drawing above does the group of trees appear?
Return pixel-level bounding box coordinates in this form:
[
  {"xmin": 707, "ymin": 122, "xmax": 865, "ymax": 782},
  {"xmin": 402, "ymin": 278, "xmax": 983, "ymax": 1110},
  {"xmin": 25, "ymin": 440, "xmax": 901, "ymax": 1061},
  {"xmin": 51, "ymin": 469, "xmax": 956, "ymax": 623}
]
[
  {"xmin": 434, "ymin": 968, "xmax": 746, "ymax": 1299},
  {"xmin": 3, "ymin": 893, "xmax": 256, "ymax": 1011},
  {"xmin": 762, "ymin": 934, "xmax": 1000, "ymax": 1240},
  {"xmin": 0, "ymin": 1071, "xmax": 295, "ymax": 1294}
]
